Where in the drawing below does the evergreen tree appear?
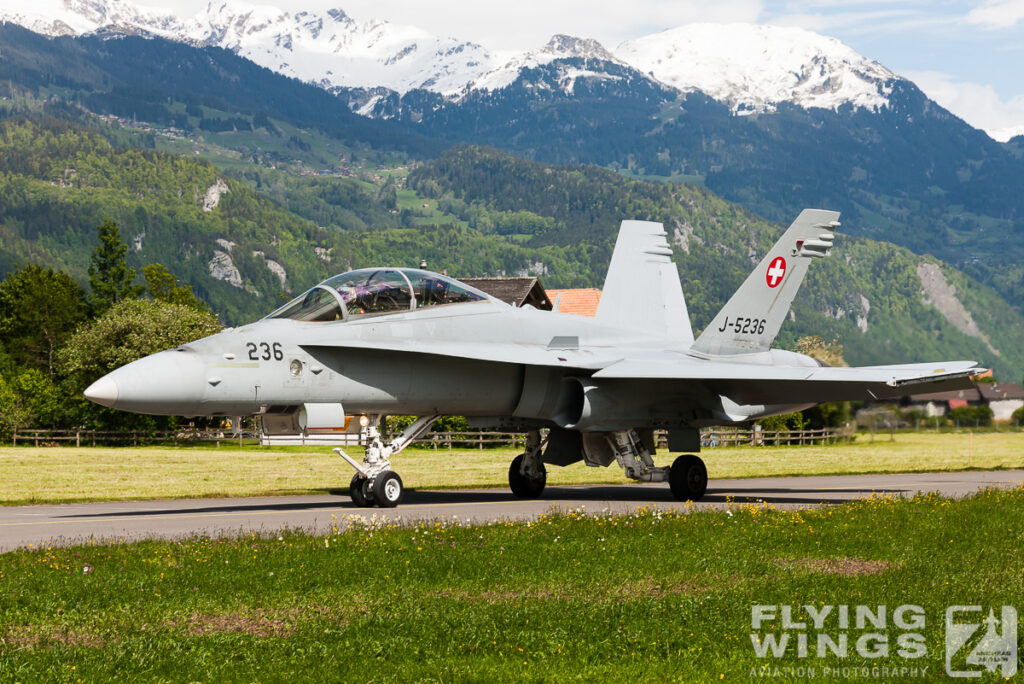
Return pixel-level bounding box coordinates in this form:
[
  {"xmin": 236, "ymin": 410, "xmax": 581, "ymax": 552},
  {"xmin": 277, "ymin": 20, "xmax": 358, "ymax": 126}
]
[{"xmin": 88, "ymin": 220, "xmax": 142, "ymax": 314}]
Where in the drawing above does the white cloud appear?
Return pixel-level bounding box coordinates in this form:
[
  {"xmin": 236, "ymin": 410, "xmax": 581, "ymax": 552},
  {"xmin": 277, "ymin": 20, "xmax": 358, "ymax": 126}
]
[
  {"xmin": 966, "ymin": 0, "xmax": 1024, "ymax": 28},
  {"xmin": 906, "ymin": 70, "xmax": 1024, "ymax": 141},
  {"xmin": 770, "ymin": 8, "xmax": 920, "ymax": 32}
]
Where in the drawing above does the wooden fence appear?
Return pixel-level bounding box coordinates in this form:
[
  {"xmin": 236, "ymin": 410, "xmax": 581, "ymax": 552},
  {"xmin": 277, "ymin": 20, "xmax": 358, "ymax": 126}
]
[
  {"xmin": 12, "ymin": 426, "xmax": 853, "ymax": 449},
  {"xmin": 691, "ymin": 427, "xmax": 854, "ymax": 448},
  {"xmin": 11, "ymin": 429, "xmax": 243, "ymax": 447}
]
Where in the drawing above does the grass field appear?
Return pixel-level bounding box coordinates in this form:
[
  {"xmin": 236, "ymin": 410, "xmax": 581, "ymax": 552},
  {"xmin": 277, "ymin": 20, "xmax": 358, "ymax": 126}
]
[
  {"xmin": 0, "ymin": 432, "xmax": 1022, "ymax": 506},
  {"xmin": 0, "ymin": 487, "xmax": 1021, "ymax": 680}
]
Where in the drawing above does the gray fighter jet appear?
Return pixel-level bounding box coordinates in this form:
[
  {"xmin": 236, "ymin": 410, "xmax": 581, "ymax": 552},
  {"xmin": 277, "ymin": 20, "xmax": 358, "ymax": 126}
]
[{"xmin": 84, "ymin": 209, "xmax": 981, "ymax": 507}]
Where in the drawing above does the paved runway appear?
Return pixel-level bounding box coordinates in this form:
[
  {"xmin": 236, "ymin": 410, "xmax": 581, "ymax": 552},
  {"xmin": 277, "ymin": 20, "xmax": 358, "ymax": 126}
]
[{"xmin": 1, "ymin": 470, "xmax": 1021, "ymax": 552}]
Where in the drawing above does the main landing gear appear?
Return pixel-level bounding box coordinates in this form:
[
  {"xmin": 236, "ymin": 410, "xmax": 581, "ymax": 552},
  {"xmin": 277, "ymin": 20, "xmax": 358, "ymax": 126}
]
[
  {"xmin": 606, "ymin": 429, "xmax": 707, "ymax": 501},
  {"xmin": 508, "ymin": 430, "xmax": 546, "ymax": 498},
  {"xmin": 334, "ymin": 414, "xmax": 438, "ymax": 508},
  {"xmin": 504, "ymin": 428, "xmax": 707, "ymax": 502}
]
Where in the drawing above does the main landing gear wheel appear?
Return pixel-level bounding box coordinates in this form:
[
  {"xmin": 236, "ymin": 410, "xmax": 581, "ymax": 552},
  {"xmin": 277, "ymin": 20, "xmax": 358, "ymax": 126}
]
[
  {"xmin": 509, "ymin": 453, "xmax": 546, "ymax": 498},
  {"xmin": 372, "ymin": 470, "xmax": 404, "ymax": 508},
  {"xmin": 349, "ymin": 474, "xmax": 370, "ymax": 507},
  {"xmin": 669, "ymin": 455, "xmax": 708, "ymax": 501}
]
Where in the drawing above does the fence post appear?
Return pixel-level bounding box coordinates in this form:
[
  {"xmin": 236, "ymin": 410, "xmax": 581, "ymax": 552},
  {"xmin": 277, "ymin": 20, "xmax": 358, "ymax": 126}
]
[{"xmin": 76, "ymin": 431, "xmax": 80, "ymax": 448}]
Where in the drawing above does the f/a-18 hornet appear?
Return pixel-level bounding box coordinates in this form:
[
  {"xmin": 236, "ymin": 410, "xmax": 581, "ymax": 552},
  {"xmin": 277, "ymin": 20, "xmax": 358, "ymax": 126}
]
[{"xmin": 85, "ymin": 210, "xmax": 980, "ymax": 508}]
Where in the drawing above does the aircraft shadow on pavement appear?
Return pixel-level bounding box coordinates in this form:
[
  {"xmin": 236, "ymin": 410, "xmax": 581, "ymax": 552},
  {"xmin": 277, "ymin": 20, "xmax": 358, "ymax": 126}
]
[
  {"xmin": 56, "ymin": 483, "xmax": 913, "ymax": 520},
  {"xmin": 60, "ymin": 500, "xmax": 348, "ymax": 519},
  {"xmin": 57, "ymin": 484, "xmax": 888, "ymax": 519},
  {"xmin": 403, "ymin": 486, "xmax": 862, "ymax": 506}
]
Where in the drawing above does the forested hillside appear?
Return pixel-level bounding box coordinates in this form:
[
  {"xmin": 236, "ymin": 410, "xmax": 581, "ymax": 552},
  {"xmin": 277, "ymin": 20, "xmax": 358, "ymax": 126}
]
[
  {"xmin": 0, "ymin": 119, "xmax": 1019, "ymax": 380},
  {"xmin": 376, "ymin": 70, "xmax": 1024, "ymax": 310},
  {"xmin": 0, "ymin": 117, "xmax": 336, "ymax": 323},
  {"xmin": 0, "ymin": 23, "xmax": 430, "ymax": 155},
  {"xmin": 407, "ymin": 147, "xmax": 1024, "ymax": 379},
  {"xmin": 0, "ymin": 21, "xmax": 1021, "ymax": 331}
]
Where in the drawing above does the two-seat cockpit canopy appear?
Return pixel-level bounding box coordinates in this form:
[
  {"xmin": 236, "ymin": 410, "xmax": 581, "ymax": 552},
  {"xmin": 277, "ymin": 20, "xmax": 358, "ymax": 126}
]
[{"xmin": 267, "ymin": 268, "xmax": 494, "ymax": 322}]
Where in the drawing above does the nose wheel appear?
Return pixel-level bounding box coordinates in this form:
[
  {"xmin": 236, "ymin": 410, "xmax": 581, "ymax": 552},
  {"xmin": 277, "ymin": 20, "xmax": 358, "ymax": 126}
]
[
  {"xmin": 371, "ymin": 470, "xmax": 404, "ymax": 507},
  {"xmin": 349, "ymin": 474, "xmax": 370, "ymax": 507},
  {"xmin": 336, "ymin": 414, "xmax": 437, "ymax": 509}
]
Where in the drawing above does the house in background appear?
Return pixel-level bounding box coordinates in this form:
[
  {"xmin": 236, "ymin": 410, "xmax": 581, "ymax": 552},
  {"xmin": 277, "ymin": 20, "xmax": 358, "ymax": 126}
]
[
  {"xmin": 906, "ymin": 387, "xmax": 981, "ymax": 417},
  {"xmin": 459, "ymin": 277, "xmax": 553, "ymax": 310},
  {"xmin": 904, "ymin": 382, "xmax": 1024, "ymax": 422},
  {"xmin": 458, "ymin": 277, "xmax": 604, "ymax": 318},
  {"xmin": 547, "ymin": 288, "xmax": 602, "ymax": 317},
  {"xmin": 976, "ymin": 383, "xmax": 1024, "ymax": 421}
]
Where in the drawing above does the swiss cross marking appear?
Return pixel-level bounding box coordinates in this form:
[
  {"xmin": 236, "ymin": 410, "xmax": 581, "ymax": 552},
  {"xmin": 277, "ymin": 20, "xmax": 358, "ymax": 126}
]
[{"xmin": 766, "ymin": 257, "xmax": 787, "ymax": 288}]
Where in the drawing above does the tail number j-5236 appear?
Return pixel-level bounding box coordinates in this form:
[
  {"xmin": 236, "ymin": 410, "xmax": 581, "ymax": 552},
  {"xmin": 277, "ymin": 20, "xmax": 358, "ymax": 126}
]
[
  {"xmin": 246, "ymin": 342, "xmax": 284, "ymax": 361},
  {"xmin": 717, "ymin": 317, "xmax": 766, "ymax": 335}
]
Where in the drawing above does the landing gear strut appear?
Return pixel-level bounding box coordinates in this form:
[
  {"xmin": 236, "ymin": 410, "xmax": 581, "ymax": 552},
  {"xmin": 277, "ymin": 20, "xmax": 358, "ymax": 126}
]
[
  {"xmin": 508, "ymin": 429, "xmax": 546, "ymax": 498},
  {"xmin": 335, "ymin": 414, "xmax": 437, "ymax": 508},
  {"xmin": 606, "ymin": 429, "xmax": 707, "ymax": 501}
]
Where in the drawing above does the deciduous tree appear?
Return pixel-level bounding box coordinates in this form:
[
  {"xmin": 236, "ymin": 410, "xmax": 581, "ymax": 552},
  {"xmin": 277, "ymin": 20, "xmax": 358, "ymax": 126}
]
[
  {"xmin": 59, "ymin": 298, "xmax": 222, "ymax": 380},
  {"xmin": 143, "ymin": 263, "xmax": 208, "ymax": 311},
  {"xmin": 0, "ymin": 264, "xmax": 88, "ymax": 375}
]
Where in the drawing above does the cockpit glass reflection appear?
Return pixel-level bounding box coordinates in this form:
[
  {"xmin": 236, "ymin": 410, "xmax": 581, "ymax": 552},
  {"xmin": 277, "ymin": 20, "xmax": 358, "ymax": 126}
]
[
  {"xmin": 321, "ymin": 269, "xmax": 413, "ymax": 316},
  {"xmin": 266, "ymin": 286, "xmax": 342, "ymax": 322},
  {"xmin": 266, "ymin": 268, "xmax": 490, "ymax": 322},
  {"xmin": 402, "ymin": 269, "xmax": 487, "ymax": 307}
]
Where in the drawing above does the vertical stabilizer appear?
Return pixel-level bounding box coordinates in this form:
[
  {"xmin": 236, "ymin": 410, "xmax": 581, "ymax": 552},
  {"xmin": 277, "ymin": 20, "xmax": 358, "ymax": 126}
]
[
  {"xmin": 596, "ymin": 220, "xmax": 693, "ymax": 343},
  {"xmin": 690, "ymin": 209, "xmax": 840, "ymax": 356}
]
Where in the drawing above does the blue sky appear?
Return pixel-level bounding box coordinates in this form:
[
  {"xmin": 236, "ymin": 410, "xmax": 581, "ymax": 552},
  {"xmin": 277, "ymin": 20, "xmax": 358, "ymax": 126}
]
[{"xmin": 153, "ymin": 1, "xmax": 1024, "ymax": 139}]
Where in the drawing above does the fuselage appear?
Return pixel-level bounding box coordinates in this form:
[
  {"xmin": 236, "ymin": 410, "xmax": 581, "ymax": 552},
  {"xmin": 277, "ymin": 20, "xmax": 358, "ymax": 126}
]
[{"xmin": 85, "ymin": 270, "xmax": 818, "ymax": 429}]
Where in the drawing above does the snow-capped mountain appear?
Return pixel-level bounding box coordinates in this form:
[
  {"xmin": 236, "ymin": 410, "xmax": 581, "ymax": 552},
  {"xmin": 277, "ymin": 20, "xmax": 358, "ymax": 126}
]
[
  {"xmin": 185, "ymin": 4, "xmax": 495, "ymax": 95},
  {"xmin": 617, "ymin": 23, "xmax": 895, "ymax": 114},
  {"xmin": 468, "ymin": 34, "xmax": 627, "ymax": 95},
  {"xmin": 0, "ymin": 0, "xmax": 497, "ymax": 95},
  {"xmin": 0, "ymin": 0, "xmax": 898, "ymax": 113}
]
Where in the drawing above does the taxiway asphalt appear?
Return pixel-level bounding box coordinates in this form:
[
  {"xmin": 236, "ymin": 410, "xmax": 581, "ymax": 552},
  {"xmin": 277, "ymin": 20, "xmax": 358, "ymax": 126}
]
[{"xmin": 1, "ymin": 469, "xmax": 1021, "ymax": 551}]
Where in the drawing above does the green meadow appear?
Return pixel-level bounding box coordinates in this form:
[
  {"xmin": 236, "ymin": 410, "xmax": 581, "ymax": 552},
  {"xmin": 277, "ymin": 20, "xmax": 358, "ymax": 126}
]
[
  {"xmin": 0, "ymin": 488, "xmax": 1021, "ymax": 681},
  {"xmin": 0, "ymin": 431, "xmax": 1021, "ymax": 506}
]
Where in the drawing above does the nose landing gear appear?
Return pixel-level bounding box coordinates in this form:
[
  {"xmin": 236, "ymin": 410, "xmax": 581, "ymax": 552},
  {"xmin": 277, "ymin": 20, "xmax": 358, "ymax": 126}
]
[{"xmin": 334, "ymin": 414, "xmax": 437, "ymax": 508}]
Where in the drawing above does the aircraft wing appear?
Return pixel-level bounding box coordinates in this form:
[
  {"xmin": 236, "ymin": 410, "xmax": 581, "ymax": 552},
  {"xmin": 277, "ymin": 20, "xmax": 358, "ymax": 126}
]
[{"xmin": 593, "ymin": 359, "xmax": 981, "ymax": 404}]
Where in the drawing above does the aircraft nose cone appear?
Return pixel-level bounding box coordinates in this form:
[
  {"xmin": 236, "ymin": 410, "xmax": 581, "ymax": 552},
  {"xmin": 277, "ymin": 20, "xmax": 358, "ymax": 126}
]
[
  {"xmin": 80, "ymin": 349, "xmax": 208, "ymax": 415},
  {"xmin": 84, "ymin": 376, "xmax": 119, "ymax": 408}
]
